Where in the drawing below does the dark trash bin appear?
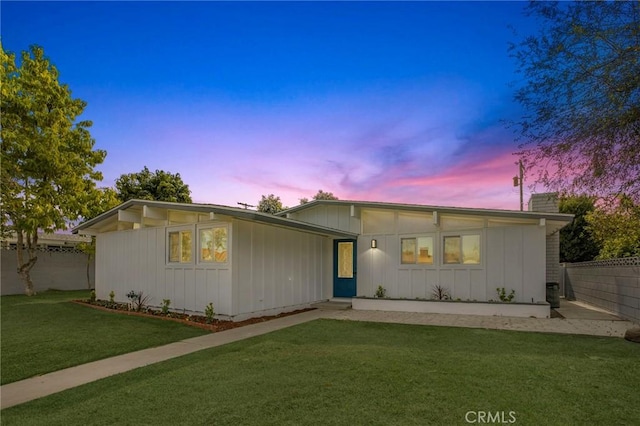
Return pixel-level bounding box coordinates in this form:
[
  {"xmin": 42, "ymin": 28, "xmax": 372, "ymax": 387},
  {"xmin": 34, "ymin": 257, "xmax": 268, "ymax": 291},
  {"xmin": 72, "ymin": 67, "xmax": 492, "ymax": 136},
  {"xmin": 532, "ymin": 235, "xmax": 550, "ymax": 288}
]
[{"xmin": 546, "ymin": 282, "xmax": 560, "ymax": 309}]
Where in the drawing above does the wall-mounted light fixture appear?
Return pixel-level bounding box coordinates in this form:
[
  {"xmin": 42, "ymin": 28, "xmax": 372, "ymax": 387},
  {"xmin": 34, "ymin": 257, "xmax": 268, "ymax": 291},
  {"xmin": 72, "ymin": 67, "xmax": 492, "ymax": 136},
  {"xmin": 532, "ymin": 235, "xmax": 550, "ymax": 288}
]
[{"xmin": 371, "ymin": 239, "xmax": 377, "ymax": 249}]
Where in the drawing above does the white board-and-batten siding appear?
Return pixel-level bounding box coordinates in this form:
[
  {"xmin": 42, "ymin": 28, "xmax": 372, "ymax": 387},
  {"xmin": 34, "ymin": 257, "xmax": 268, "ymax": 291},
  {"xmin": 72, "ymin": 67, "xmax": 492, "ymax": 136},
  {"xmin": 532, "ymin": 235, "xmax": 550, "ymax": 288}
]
[
  {"xmin": 95, "ymin": 219, "xmax": 331, "ymax": 320},
  {"xmin": 358, "ymin": 224, "xmax": 546, "ymax": 303},
  {"xmin": 96, "ymin": 226, "xmax": 232, "ymax": 315},
  {"xmin": 232, "ymin": 220, "xmax": 331, "ymax": 320},
  {"xmin": 292, "ymin": 204, "xmax": 361, "ymax": 234},
  {"xmin": 292, "ymin": 204, "xmax": 547, "ymax": 303}
]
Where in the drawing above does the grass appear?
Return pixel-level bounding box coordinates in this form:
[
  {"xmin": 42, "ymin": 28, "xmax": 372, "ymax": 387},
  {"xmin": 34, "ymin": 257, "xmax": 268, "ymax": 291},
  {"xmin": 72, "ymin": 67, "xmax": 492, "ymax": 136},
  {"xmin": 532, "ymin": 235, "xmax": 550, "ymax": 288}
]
[
  {"xmin": 0, "ymin": 290, "xmax": 209, "ymax": 385},
  {"xmin": 2, "ymin": 319, "xmax": 639, "ymax": 425}
]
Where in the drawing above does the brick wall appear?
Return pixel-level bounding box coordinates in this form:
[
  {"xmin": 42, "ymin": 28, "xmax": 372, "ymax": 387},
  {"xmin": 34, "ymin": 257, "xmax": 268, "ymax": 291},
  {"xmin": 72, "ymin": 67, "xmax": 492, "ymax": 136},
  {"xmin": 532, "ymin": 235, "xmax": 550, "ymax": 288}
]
[{"xmin": 564, "ymin": 257, "xmax": 640, "ymax": 324}]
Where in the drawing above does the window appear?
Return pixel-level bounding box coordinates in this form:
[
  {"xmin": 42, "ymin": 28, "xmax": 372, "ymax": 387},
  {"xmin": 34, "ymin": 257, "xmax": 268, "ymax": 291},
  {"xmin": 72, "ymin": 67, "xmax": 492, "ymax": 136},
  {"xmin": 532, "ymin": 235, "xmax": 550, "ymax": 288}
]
[
  {"xmin": 443, "ymin": 234, "xmax": 480, "ymax": 265},
  {"xmin": 337, "ymin": 241, "xmax": 354, "ymax": 278},
  {"xmin": 401, "ymin": 236, "xmax": 434, "ymax": 265},
  {"xmin": 168, "ymin": 230, "xmax": 192, "ymax": 263},
  {"xmin": 199, "ymin": 226, "xmax": 228, "ymax": 263}
]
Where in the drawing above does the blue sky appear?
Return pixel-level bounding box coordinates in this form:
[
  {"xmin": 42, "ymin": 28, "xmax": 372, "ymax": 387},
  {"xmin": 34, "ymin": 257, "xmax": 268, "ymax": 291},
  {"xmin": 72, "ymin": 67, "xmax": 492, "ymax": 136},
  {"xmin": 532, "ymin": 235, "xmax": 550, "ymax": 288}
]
[{"xmin": 2, "ymin": 1, "xmax": 540, "ymax": 209}]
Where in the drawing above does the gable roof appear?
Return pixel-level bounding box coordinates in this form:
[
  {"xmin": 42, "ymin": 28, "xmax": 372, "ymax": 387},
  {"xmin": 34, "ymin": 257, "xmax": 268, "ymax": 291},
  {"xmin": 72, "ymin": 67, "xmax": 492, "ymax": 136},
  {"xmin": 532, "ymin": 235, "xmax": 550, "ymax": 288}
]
[
  {"xmin": 279, "ymin": 199, "xmax": 574, "ymax": 223},
  {"xmin": 72, "ymin": 199, "xmax": 358, "ymax": 238}
]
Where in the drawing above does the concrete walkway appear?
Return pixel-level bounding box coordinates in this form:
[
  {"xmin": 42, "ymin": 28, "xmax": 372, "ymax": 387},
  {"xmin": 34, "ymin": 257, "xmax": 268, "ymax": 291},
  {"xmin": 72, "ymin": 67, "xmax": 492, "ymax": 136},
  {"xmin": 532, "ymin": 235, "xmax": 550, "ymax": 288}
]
[
  {"xmin": 1, "ymin": 303, "xmax": 635, "ymax": 410},
  {"xmin": 0, "ymin": 309, "xmax": 327, "ymax": 410}
]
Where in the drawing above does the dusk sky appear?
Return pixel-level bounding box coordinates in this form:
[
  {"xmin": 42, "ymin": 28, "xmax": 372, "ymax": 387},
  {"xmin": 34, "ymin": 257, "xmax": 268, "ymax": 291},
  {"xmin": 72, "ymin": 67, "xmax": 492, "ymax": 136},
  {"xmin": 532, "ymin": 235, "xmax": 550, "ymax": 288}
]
[{"xmin": 2, "ymin": 1, "xmax": 542, "ymax": 210}]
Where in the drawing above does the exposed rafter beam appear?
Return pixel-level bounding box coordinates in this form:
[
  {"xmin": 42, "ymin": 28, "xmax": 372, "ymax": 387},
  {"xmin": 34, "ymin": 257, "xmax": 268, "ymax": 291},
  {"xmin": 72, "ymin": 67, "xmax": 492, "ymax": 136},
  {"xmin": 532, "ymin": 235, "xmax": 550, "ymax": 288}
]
[
  {"xmin": 143, "ymin": 205, "xmax": 167, "ymax": 221},
  {"xmin": 117, "ymin": 209, "xmax": 140, "ymax": 223}
]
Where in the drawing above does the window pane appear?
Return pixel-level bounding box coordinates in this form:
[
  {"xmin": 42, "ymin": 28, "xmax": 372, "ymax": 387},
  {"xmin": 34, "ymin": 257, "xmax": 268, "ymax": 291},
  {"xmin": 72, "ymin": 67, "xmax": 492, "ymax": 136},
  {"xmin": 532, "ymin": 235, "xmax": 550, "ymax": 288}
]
[
  {"xmin": 462, "ymin": 235, "xmax": 480, "ymax": 264},
  {"xmin": 401, "ymin": 238, "xmax": 416, "ymax": 264},
  {"xmin": 213, "ymin": 227, "xmax": 228, "ymax": 262},
  {"xmin": 337, "ymin": 242, "xmax": 353, "ymax": 278},
  {"xmin": 443, "ymin": 236, "xmax": 461, "ymax": 264},
  {"xmin": 398, "ymin": 213, "xmax": 434, "ymax": 233},
  {"xmin": 417, "ymin": 237, "xmax": 433, "ymax": 264},
  {"xmin": 200, "ymin": 229, "xmax": 214, "ymax": 261},
  {"xmin": 169, "ymin": 232, "xmax": 180, "ymax": 262},
  {"xmin": 181, "ymin": 231, "xmax": 192, "ymax": 263}
]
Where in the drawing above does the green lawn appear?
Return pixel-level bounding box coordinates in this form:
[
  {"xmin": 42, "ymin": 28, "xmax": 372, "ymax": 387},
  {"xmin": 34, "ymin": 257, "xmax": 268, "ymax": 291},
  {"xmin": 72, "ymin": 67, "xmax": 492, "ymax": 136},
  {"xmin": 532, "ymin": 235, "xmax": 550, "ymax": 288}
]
[
  {"xmin": 2, "ymin": 319, "xmax": 639, "ymax": 425},
  {"xmin": 1, "ymin": 290, "xmax": 209, "ymax": 385}
]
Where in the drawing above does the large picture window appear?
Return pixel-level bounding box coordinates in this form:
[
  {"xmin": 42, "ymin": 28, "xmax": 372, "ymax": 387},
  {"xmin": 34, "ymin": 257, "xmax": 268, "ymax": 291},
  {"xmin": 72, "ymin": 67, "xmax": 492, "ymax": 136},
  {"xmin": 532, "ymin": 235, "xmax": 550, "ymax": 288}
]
[
  {"xmin": 443, "ymin": 234, "xmax": 480, "ymax": 265},
  {"xmin": 401, "ymin": 236, "xmax": 434, "ymax": 265},
  {"xmin": 199, "ymin": 226, "xmax": 228, "ymax": 263},
  {"xmin": 168, "ymin": 230, "xmax": 192, "ymax": 263}
]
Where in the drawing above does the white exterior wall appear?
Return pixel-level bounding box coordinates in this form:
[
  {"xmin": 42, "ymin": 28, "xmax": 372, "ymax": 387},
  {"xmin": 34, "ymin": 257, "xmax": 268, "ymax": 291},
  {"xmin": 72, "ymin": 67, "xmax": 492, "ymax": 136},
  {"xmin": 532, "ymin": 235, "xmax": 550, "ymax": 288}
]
[
  {"xmin": 95, "ymin": 224, "xmax": 232, "ymax": 316},
  {"xmin": 95, "ymin": 218, "xmax": 334, "ymax": 320},
  {"xmin": 358, "ymin": 221, "xmax": 546, "ymax": 303},
  {"xmin": 291, "ymin": 206, "xmax": 547, "ymax": 303},
  {"xmin": 292, "ymin": 204, "xmax": 361, "ymax": 234},
  {"xmin": 231, "ymin": 220, "xmax": 332, "ymax": 319}
]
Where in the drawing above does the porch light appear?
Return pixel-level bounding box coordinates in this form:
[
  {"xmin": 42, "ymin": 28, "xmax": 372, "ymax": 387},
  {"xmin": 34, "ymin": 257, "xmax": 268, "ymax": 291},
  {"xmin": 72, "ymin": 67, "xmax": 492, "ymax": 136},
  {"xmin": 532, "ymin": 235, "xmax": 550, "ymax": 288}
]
[{"xmin": 371, "ymin": 239, "xmax": 377, "ymax": 249}]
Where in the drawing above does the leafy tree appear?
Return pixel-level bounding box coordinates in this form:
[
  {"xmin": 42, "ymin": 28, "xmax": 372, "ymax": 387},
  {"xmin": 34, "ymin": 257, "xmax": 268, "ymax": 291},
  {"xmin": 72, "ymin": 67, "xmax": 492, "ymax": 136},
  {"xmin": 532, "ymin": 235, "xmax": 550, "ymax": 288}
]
[
  {"xmin": 313, "ymin": 189, "xmax": 339, "ymax": 201},
  {"xmin": 300, "ymin": 190, "xmax": 340, "ymax": 204},
  {"xmin": 510, "ymin": 1, "xmax": 640, "ymax": 202},
  {"xmin": 586, "ymin": 195, "xmax": 640, "ymax": 259},
  {"xmin": 1, "ymin": 44, "xmax": 106, "ymax": 295},
  {"xmin": 76, "ymin": 187, "xmax": 120, "ymax": 288},
  {"xmin": 115, "ymin": 166, "xmax": 192, "ymax": 203},
  {"xmin": 257, "ymin": 194, "xmax": 284, "ymax": 214},
  {"xmin": 558, "ymin": 196, "xmax": 601, "ymax": 263}
]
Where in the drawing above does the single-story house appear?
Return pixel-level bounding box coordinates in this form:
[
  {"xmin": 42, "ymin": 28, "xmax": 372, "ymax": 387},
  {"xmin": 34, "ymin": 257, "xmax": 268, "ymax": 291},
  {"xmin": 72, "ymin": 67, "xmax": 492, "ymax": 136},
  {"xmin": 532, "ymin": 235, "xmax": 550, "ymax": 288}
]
[{"xmin": 73, "ymin": 197, "xmax": 573, "ymax": 320}]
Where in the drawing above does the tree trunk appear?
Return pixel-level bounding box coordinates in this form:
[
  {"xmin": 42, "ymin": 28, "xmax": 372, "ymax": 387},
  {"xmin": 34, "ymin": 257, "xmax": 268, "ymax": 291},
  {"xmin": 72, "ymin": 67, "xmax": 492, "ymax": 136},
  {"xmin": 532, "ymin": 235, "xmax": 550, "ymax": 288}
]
[
  {"xmin": 86, "ymin": 253, "xmax": 92, "ymax": 289},
  {"xmin": 16, "ymin": 231, "xmax": 38, "ymax": 296}
]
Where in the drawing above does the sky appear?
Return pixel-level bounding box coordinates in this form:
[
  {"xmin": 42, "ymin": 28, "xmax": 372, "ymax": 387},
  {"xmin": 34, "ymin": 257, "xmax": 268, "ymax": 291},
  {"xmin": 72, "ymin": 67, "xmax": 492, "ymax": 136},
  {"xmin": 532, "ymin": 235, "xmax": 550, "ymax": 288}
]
[{"xmin": 2, "ymin": 1, "xmax": 542, "ymax": 210}]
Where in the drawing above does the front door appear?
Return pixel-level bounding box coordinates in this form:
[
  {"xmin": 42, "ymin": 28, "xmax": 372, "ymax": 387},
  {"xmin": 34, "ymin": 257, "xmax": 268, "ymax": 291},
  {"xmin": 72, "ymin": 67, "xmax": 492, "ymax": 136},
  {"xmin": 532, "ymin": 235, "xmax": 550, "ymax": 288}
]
[{"xmin": 333, "ymin": 239, "xmax": 357, "ymax": 297}]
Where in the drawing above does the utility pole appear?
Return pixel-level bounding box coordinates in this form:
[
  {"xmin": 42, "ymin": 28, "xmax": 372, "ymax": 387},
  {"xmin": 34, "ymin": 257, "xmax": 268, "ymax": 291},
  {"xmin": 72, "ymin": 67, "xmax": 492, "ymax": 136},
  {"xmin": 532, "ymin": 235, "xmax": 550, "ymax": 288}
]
[{"xmin": 513, "ymin": 160, "xmax": 524, "ymax": 211}]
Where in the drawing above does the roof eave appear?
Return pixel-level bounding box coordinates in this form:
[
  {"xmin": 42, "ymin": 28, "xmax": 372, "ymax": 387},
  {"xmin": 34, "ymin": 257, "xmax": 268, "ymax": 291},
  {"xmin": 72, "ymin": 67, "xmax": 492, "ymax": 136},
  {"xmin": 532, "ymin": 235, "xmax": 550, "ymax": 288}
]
[
  {"xmin": 73, "ymin": 199, "xmax": 357, "ymax": 238},
  {"xmin": 280, "ymin": 199, "xmax": 574, "ymax": 223}
]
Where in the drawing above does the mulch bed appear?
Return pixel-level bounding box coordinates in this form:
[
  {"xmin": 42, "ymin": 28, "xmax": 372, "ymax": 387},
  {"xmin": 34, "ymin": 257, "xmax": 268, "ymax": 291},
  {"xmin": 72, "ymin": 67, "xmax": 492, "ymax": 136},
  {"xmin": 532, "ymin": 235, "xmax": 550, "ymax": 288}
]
[{"xmin": 72, "ymin": 300, "xmax": 315, "ymax": 332}]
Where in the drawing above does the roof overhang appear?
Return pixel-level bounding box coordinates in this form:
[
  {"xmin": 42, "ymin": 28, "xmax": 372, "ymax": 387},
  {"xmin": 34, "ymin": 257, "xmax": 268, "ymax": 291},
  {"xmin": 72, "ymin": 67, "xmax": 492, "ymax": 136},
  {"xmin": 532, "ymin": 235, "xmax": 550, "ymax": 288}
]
[
  {"xmin": 279, "ymin": 199, "xmax": 574, "ymax": 235},
  {"xmin": 72, "ymin": 199, "xmax": 358, "ymax": 239}
]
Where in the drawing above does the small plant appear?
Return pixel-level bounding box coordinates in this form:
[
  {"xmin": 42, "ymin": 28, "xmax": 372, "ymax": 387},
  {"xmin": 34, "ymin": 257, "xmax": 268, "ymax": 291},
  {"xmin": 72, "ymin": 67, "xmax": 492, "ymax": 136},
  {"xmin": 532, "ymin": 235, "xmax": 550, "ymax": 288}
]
[
  {"xmin": 374, "ymin": 285, "xmax": 387, "ymax": 298},
  {"xmin": 109, "ymin": 290, "xmax": 115, "ymax": 303},
  {"xmin": 204, "ymin": 302, "xmax": 215, "ymax": 324},
  {"xmin": 89, "ymin": 290, "xmax": 96, "ymax": 303},
  {"xmin": 496, "ymin": 287, "xmax": 515, "ymax": 302},
  {"xmin": 432, "ymin": 285, "xmax": 451, "ymax": 300},
  {"xmin": 126, "ymin": 290, "xmax": 150, "ymax": 312},
  {"xmin": 161, "ymin": 299, "xmax": 171, "ymax": 315}
]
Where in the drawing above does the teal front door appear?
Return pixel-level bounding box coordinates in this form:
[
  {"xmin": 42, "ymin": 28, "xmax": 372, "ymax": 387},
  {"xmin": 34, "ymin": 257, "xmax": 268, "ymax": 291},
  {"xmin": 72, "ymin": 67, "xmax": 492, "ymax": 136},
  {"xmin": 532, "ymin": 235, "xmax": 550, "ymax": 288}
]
[{"xmin": 333, "ymin": 239, "xmax": 357, "ymax": 297}]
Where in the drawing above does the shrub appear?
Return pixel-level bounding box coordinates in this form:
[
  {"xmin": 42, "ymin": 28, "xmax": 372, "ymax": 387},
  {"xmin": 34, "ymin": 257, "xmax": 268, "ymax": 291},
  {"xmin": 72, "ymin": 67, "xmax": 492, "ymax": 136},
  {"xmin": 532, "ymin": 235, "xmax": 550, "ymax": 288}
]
[
  {"xmin": 205, "ymin": 303, "xmax": 215, "ymax": 324},
  {"xmin": 89, "ymin": 290, "xmax": 96, "ymax": 303},
  {"xmin": 109, "ymin": 291, "xmax": 115, "ymax": 303},
  {"xmin": 126, "ymin": 290, "xmax": 150, "ymax": 312},
  {"xmin": 432, "ymin": 285, "xmax": 451, "ymax": 301},
  {"xmin": 374, "ymin": 285, "xmax": 387, "ymax": 298},
  {"xmin": 161, "ymin": 299, "xmax": 171, "ymax": 315},
  {"xmin": 496, "ymin": 287, "xmax": 515, "ymax": 302}
]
